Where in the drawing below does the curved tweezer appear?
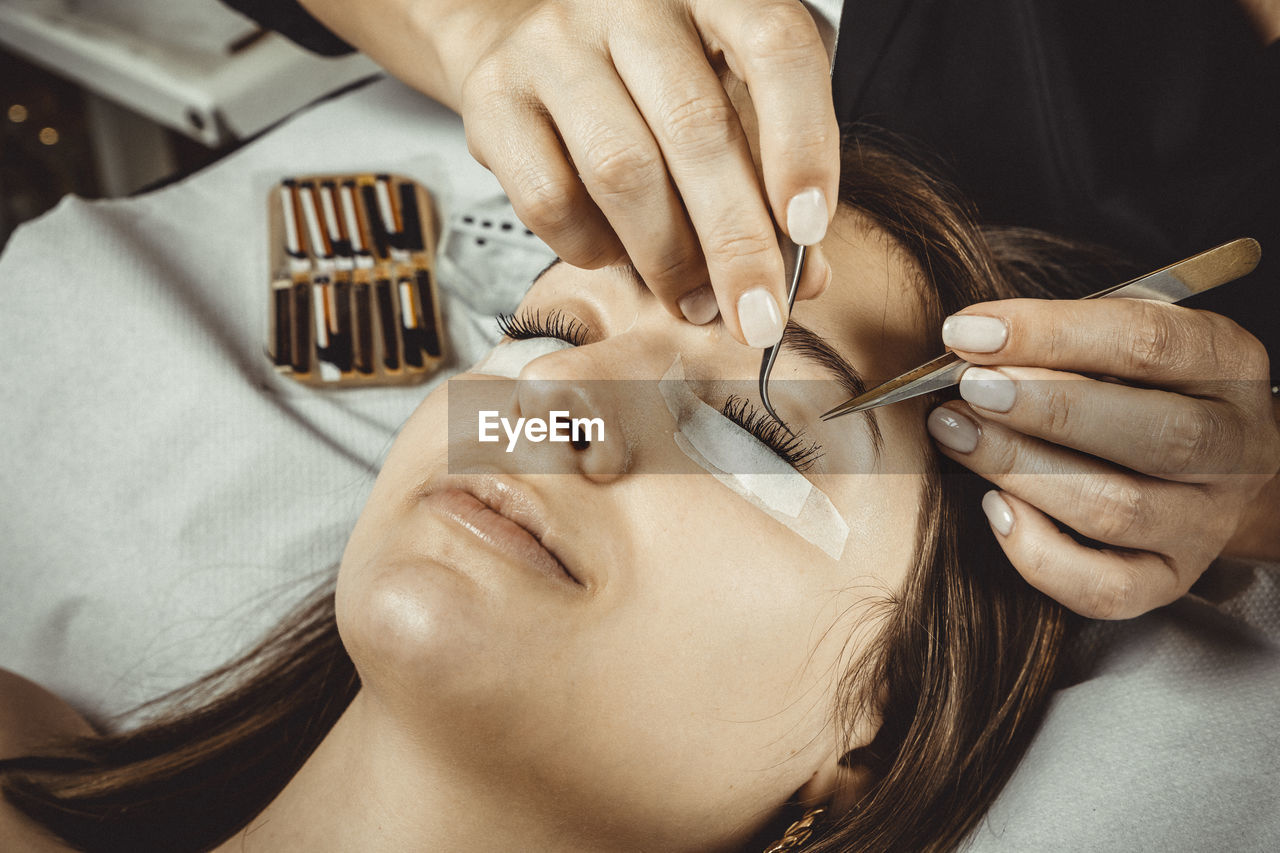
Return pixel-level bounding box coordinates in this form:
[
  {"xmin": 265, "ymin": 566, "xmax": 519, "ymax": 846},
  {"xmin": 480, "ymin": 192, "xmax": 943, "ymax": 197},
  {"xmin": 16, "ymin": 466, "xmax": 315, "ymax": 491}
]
[
  {"xmin": 819, "ymin": 237, "xmax": 1262, "ymax": 421},
  {"xmin": 758, "ymin": 241, "xmax": 807, "ymax": 424},
  {"xmin": 756, "ymin": 0, "xmax": 841, "ymax": 425}
]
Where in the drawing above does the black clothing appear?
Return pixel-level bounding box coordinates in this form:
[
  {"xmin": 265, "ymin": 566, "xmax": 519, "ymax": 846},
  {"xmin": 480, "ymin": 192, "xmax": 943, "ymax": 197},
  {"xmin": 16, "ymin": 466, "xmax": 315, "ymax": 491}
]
[
  {"xmin": 227, "ymin": 0, "xmax": 1279, "ymax": 357},
  {"xmin": 833, "ymin": 0, "xmax": 1280, "ymax": 359},
  {"xmin": 222, "ymin": 0, "xmax": 354, "ymax": 56}
]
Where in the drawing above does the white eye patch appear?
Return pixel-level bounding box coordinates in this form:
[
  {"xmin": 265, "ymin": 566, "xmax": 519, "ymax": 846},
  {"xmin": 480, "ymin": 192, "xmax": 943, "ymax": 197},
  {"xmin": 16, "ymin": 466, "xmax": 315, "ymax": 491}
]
[
  {"xmin": 659, "ymin": 357, "xmax": 850, "ymax": 560},
  {"xmin": 472, "ymin": 336, "xmax": 574, "ymax": 378}
]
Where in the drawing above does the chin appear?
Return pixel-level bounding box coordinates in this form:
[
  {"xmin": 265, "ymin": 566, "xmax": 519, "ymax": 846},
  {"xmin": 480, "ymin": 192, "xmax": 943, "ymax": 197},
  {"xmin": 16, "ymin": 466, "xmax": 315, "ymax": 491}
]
[{"xmin": 335, "ymin": 549, "xmax": 507, "ymax": 707}]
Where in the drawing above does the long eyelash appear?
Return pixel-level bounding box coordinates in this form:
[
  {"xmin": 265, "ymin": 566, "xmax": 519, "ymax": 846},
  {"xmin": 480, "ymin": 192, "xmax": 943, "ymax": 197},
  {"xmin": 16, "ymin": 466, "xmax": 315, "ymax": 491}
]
[
  {"xmin": 721, "ymin": 394, "xmax": 824, "ymax": 472},
  {"xmin": 495, "ymin": 308, "xmax": 590, "ymax": 346},
  {"xmin": 492, "ymin": 315, "xmax": 821, "ymax": 470}
]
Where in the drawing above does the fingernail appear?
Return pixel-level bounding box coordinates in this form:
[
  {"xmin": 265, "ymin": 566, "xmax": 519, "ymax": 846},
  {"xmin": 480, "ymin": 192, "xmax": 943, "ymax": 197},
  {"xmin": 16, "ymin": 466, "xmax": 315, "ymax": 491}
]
[
  {"xmin": 959, "ymin": 366, "xmax": 1016, "ymax": 412},
  {"xmin": 737, "ymin": 288, "xmax": 784, "ymax": 348},
  {"xmin": 927, "ymin": 407, "xmax": 980, "ymax": 453},
  {"xmin": 982, "ymin": 490, "xmax": 1015, "ymax": 536},
  {"xmin": 787, "ymin": 187, "xmax": 828, "ymax": 246},
  {"xmin": 942, "ymin": 315, "xmax": 1008, "ymax": 353},
  {"xmin": 678, "ymin": 285, "xmax": 720, "ymax": 325}
]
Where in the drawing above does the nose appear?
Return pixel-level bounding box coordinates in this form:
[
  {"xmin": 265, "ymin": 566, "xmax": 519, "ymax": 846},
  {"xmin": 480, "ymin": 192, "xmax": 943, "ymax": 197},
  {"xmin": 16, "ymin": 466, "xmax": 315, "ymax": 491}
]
[{"xmin": 515, "ymin": 348, "xmax": 631, "ymax": 483}]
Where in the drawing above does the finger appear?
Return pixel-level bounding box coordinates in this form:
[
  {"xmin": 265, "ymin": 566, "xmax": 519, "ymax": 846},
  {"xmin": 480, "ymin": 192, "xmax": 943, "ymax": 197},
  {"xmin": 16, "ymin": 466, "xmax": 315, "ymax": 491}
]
[
  {"xmin": 703, "ymin": 0, "xmax": 839, "ymax": 247},
  {"xmin": 675, "ymin": 240, "xmax": 829, "ymax": 327},
  {"xmin": 955, "ymin": 365, "xmax": 1263, "ymax": 480},
  {"xmin": 979, "ymin": 490, "xmax": 1189, "ymax": 619},
  {"xmin": 941, "ymin": 298, "xmax": 1273, "ymax": 395},
  {"xmin": 611, "ymin": 18, "xmax": 787, "ymax": 348},
  {"xmin": 796, "ymin": 243, "xmax": 831, "ymax": 301},
  {"xmin": 536, "ymin": 57, "xmax": 709, "ymax": 318},
  {"xmin": 927, "ymin": 402, "xmax": 1222, "ymax": 557},
  {"xmin": 462, "ymin": 69, "xmax": 623, "ymax": 268}
]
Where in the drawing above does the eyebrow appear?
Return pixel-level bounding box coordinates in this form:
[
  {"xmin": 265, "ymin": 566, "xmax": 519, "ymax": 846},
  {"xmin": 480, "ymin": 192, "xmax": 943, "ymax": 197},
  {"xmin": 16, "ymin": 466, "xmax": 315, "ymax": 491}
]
[
  {"xmin": 530, "ymin": 257, "xmax": 564, "ymax": 288},
  {"xmin": 537, "ymin": 258, "xmax": 649, "ymax": 298},
  {"xmin": 536, "ymin": 260, "xmax": 884, "ymax": 454},
  {"xmin": 780, "ymin": 320, "xmax": 884, "ymax": 457}
]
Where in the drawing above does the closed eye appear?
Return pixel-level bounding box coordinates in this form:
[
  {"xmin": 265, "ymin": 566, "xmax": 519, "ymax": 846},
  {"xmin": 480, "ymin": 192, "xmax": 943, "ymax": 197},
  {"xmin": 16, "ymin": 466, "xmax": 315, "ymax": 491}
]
[
  {"xmin": 496, "ymin": 308, "xmax": 590, "ymax": 347},
  {"xmin": 498, "ymin": 303, "xmax": 825, "ymax": 471},
  {"xmin": 721, "ymin": 395, "xmax": 824, "ymax": 472}
]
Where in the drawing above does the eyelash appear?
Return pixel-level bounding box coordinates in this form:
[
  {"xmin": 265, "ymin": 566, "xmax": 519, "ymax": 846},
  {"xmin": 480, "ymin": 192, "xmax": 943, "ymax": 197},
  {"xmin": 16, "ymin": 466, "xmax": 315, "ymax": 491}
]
[
  {"xmin": 721, "ymin": 395, "xmax": 824, "ymax": 472},
  {"xmin": 496, "ymin": 308, "xmax": 589, "ymax": 347},
  {"xmin": 494, "ymin": 308, "xmax": 824, "ymax": 471}
]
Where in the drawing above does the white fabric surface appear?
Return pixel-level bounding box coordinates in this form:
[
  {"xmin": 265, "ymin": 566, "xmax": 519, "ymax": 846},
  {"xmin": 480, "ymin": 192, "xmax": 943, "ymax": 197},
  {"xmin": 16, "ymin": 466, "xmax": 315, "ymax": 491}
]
[
  {"xmin": 0, "ymin": 76, "xmax": 547, "ymax": 723},
  {"xmin": 1, "ymin": 75, "xmax": 1276, "ymax": 851},
  {"xmin": 968, "ymin": 559, "xmax": 1280, "ymax": 851}
]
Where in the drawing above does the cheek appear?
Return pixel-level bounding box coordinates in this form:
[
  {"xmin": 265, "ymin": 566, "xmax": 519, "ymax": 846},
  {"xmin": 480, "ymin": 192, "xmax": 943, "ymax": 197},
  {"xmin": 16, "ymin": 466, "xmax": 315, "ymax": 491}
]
[
  {"xmin": 569, "ymin": 480, "xmax": 855, "ymax": 757},
  {"xmin": 522, "ymin": 513, "xmax": 850, "ymax": 836},
  {"xmin": 830, "ymin": 411, "xmax": 933, "ymax": 593},
  {"xmin": 836, "ymin": 474, "xmax": 926, "ymax": 584}
]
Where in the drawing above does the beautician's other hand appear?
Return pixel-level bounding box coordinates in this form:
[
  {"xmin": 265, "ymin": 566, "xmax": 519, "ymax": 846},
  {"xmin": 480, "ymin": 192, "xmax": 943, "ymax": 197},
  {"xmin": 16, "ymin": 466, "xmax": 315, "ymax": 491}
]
[
  {"xmin": 927, "ymin": 299, "xmax": 1280, "ymax": 619},
  {"xmin": 298, "ymin": 0, "xmax": 839, "ymax": 347}
]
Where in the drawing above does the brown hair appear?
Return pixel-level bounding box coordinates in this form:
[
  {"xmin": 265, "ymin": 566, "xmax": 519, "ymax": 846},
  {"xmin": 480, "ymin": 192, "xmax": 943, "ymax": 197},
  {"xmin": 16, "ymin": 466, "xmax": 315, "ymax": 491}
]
[
  {"xmin": 1, "ymin": 587, "xmax": 357, "ymax": 851},
  {"xmin": 794, "ymin": 132, "xmax": 1124, "ymax": 853},
  {"xmin": 1, "ymin": 132, "xmax": 1125, "ymax": 852}
]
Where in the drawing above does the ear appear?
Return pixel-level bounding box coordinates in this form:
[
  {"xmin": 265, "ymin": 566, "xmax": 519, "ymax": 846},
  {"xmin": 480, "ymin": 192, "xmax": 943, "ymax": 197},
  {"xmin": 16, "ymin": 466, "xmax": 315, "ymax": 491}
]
[
  {"xmin": 792, "ymin": 746, "xmax": 877, "ymax": 814},
  {"xmin": 792, "ymin": 703, "xmax": 885, "ymax": 813}
]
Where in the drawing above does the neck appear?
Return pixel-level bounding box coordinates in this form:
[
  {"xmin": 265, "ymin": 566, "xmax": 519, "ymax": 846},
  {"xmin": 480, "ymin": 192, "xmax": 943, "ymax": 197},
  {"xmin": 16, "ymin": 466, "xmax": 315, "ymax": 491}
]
[{"xmin": 211, "ymin": 690, "xmax": 590, "ymax": 853}]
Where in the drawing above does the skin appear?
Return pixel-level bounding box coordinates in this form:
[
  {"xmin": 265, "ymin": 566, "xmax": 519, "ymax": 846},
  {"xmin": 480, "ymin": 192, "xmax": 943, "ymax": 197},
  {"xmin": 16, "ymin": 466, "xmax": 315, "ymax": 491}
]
[
  {"xmin": 209, "ymin": 208, "xmax": 934, "ymax": 852},
  {"xmin": 0, "ymin": 671, "xmax": 95, "ymax": 853},
  {"xmin": 297, "ymin": 0, "xmax": 1279, "ymax": 620},
  {"xmin": 299, "ymin": 0, "xmax": 838, "ymax": 341},
  {"xmin": 2, "ymin": 216, "xmax": 1275, "ymax": 853},
  {"xmin": 936, "ymin": 301, "xmax": 1280, "ymax": 618},
  {"xmin": 1239, "ymin": 0, "xmax": 1280, "ymax": 42},
  {"xmin": 3, "ymin": 4, "xmax": 1277, "ymax": 844}
]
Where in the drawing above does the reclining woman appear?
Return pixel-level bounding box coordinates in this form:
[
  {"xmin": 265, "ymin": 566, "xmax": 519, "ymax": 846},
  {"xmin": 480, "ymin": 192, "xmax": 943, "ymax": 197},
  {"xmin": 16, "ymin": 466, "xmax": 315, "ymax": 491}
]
[{"xmin": 0, "ymin": 134, "xmax": 1267, "ymax": 853}]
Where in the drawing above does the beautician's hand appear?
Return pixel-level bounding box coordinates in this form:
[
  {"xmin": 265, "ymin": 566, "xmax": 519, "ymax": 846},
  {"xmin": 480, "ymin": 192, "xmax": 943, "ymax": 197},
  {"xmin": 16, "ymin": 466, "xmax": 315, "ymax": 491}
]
[
  {"xmin": 927, "ymin": 299, "xmax": 1280, "ymax": 619},
  {"xmin": 298, "ymin": 0, "xmax": 839, "ymax": 347}
]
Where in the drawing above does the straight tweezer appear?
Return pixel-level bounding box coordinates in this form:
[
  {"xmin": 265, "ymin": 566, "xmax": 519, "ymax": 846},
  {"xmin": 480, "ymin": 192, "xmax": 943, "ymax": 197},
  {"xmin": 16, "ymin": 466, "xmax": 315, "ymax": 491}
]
[{"xmin": 821, "ymin": 237, "xmax": 1262, "ymax": 421}]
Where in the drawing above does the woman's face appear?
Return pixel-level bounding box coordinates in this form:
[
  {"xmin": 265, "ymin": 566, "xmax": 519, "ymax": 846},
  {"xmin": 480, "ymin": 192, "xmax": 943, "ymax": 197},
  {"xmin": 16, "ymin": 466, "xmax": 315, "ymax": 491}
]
[{"xmin": 336, "ymin": 209, "xmax": 935, "ymax": 850}]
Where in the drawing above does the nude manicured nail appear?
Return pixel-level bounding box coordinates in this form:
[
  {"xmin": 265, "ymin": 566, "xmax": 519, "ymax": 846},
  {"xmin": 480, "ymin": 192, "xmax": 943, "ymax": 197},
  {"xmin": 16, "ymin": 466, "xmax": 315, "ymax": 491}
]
[
  {"xmin": 927, "ymin": 407, "xmax": 980, "ymax": 453},
  {"xmin": 678, "ymin": 286, "xmax": 720, "ymax": 325},
  {"xmin": 982, "ymin": 490, "xmax": 1015, "ymax": 536},
  {"xmin": 737, "ymin": 288, "xmax": 783, "ymax": 348},
  {"xmin": 787, "ymin": 187, "xmax": 828, "ymax": 246},
  {"xmin": 942, "ymin": 315, "xmax": 1008, "ymax": 353},
  {"xmin": 959, "ymin": 367, "xmax": 1016, "ymax": 412}
]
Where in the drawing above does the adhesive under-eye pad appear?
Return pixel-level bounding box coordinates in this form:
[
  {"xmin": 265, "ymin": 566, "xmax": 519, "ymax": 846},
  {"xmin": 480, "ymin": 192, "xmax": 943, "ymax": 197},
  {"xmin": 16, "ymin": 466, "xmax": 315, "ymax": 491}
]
[
  {"xmin": 472, "ymin": 337, "xmax": 574, "ymax": 378},
  {"xmin": 659, "ymin": 357, "xmax": 850, "ymax": 559}
]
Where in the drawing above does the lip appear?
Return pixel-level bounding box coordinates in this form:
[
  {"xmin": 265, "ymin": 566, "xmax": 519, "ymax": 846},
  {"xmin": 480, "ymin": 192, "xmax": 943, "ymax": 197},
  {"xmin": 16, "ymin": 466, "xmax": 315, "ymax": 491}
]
[{"xmin": 421, "ymin": 475, "xmax": 584, "ymax": 589}]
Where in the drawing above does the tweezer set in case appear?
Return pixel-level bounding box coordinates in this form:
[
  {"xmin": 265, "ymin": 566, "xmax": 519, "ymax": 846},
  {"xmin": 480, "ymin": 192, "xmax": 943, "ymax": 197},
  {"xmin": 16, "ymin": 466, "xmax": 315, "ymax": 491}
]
[{"xmin": 267, "ymin": 173, "xmax": 446, "ymax": 387}]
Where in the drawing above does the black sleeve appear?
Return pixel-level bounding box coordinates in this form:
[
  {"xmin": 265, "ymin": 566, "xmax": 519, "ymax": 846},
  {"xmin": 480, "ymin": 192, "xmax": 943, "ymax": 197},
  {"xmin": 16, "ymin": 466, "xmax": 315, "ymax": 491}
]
[
  {"xmin": 833, "ymin": 0, "xmax": 1280, "ymax": 360},
  {"xmin": 219, "ymin": 0, "xmax": 355, "ymax": 56}
]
